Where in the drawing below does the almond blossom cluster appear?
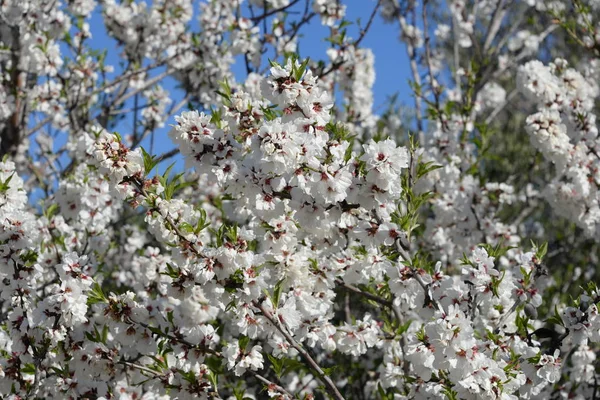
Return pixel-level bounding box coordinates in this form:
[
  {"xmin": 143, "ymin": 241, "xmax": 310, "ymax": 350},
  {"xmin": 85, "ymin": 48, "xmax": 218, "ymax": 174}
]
[
  {"xmin": 0, "ymin": 0, "xmax": 599, "ymax": 399},
  {"xmin": 518, "ymin": 58, "xmax": 600, "ymax": 238}
]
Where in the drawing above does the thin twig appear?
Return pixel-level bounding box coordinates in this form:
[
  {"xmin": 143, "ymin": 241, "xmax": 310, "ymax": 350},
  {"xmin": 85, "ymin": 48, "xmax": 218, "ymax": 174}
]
[
  {"xmin": 422, "ymin": 0, "xmax": 447, "ymax": 132},
  {"xmin": 118, "ymin": 360, "xmax": 162, "ymax": 376},
  {"xmin": 397, "ymin": 5, "xmax": 423, "ymax": 133},
  {"xmin": 250, "ymin": 0, "xmax": 300, "ymax": 21},
  {"xmin": 336, "ymin": 281, "xmax": 392, "ymax": 308},
  {"xmin": 354, "ymin": 0, "xmax": 382, "ymax": 48},
  {"xmin": 394, "ymin": 239, "xmax": 445, "ymax": 315},
  {"xmin": 336, "ymin": 280, "xmax": 410, "ymax": 374},
  {"xmin": 484, "ymin": 88, "xmax": 518, "ymax": 125},
  {"xmin": 250, "ymin": 371, "xmax": 295, "ymax": 398},
  {"xmin": 318, "ymin": 0, "xmax": 381, "ymax": 79},
  {"xmin": 156, "ymin": 148, "xmax": 180, "ymax": 163},
  {"xmin": 483, "ymin": 0, "xmax": 507, "ymax": 53},
  {"xmin": 112, "ymin": 69, "xmax": 175, "ymax": 108},
  {"xmin": 26, "ymin": 116, "xmax": 52, "ymax": 137},
  {"xmin": 450, "ymin": 8, "xmax": 462, "ymax": 97},
  {"xmin": 254, "ymin": 301, "xmax": 345, "ymax": 400}
]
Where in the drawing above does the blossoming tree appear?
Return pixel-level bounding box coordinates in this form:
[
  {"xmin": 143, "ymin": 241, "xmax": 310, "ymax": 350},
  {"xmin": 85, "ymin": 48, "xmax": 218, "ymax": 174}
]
[{"xmin": 1, "ymin": 0, "xmax": 599, "ymax": 399}]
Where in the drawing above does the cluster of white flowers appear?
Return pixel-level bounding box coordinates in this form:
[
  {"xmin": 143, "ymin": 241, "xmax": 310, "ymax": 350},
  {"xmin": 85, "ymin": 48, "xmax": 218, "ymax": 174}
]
[
  {"xmin": 519, "ymin": 58, "xmax": 600, "ymax": 237},
  {"xmin": 1, "ymin": 0, "xmax": 600, "ymax": 399},
  {"xmin": 142, "ymin": 85, "xmax": 173, "ymax": 129},
  {"xmin": 313, "ymin": 0, "xmax": 346, "ymax": 26},
  {"xmin": 328, "ymin": 46, "xmax": 377, "ymax": 131},
  {"xmin": 103, "ymin": 0, "xmax": 193, "ymax": 60}
]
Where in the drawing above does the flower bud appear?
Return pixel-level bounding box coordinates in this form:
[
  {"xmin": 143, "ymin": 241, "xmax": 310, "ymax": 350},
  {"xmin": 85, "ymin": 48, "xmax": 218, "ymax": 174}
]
[{"xmin": 524, "ymin": 303, "xmax": 538, "ymax": 319}]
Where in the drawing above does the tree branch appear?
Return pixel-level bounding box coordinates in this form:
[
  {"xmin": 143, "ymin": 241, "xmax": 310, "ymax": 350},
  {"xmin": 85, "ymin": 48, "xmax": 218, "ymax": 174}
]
[{"xmin": 254, "ymin": 301, "xmax": 345, "ymax": 400}]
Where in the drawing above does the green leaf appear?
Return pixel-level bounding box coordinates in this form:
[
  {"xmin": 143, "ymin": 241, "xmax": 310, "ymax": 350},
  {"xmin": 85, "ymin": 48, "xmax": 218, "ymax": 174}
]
[
  {"xmin": 205, "ymin": 355, "xmax": 224, "ymax": 374},
  {"xmin": 238, "ymin": 335, "xmax": 250, "ymax": 351},
  {"xmin": 194, "ymin": 208, "xmax": 211, "ymax": 234},
  {"xmin": 546, "ymin": 304, "xmax": 565, "ymax": 327},
  {"xmin": 162, "ymin": 263, "xmax": 180, "ymax": 279},
  {"xmin": 535, "ymin": 241, "xmax": 548, "ymax": 262},
  {"xmin": 20, "ymin": 363, "xmax": 36, "ymax": 376},
  {"xmin": 416, "ymin": 161, "xmax": 442, "ymax": 180},
  {"xmin": 206, "ymin": 369, "xmax": 218, "ymax": 390},
  {"xmin": 397, "ymin": 319, "xmax": 412, "ymax": 335},
  {"xmin": 479, "ymin": 242, "xmax": 516, "ymax": 259},
  {"xmin": 260, "ymin": 104, "xmax": 281, "ymax": 121},
  {"xmin": 293, "ymin": 57, "xmax": 310, "ymax": 82},
  {"xmin": 273, "ymin": 279, "xmax": 285, "ymax": 308},
  {"xmin": 225, "ymin": 224, "xmax": 238, "ymax": 243},
  {"xmin": 210, "ymin": 107, "xmax": 223, "ymax": 127},
  {"xmin": 0, "ymin": 172, "xmax": 15, "ymax": 193},
  {"xmin": 20, "ymin": 249, "xmax": 38, "ymax": 265},
  {"xmin": 85, "ymin": 324, "xmax": 106, "ymax": 344},
  {"xmin": 179, "ymin": 222, "xmax": 195, "ymax": 233},
  {"xmin": 102, "ymin": 325, "xmax": 109, "ymax": 344},
  {"xmin": 216, "ymin": 79, "xmax": 232, "ymax": 106},
  {"xmin": 267, "ymin": 354, "xmax": 284, "ymax": 378},
  {"xmin": 43, "ymin": 203, "xmax": 60, "ymax": 219},
  {"xmin": 87, "ymin": 282, "xmax": 108, "ymax": 305},
  {"xmin": 344, "ymin": 139, "xmax": 354, "ymax": 162},
  {"xmin": 281, "ymin": 357, "xmax": 305, "ymax": 377},
  {"xmin": 161, "ymin": 162, "xmax": 176, "ymax": 184},
  {"xmin": 141, "ymin": 147, "xmax": 159, "ymax": 176}
]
